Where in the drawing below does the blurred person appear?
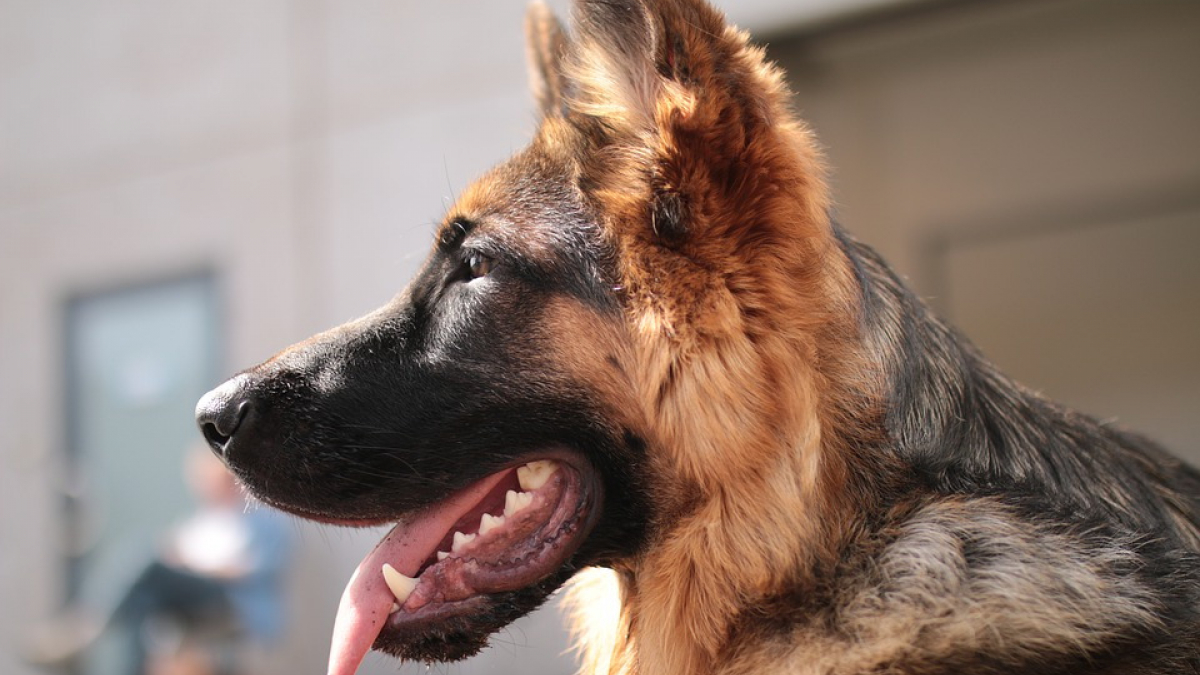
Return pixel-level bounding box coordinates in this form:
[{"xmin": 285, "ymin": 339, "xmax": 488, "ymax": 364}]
[{"xmin": 26, "ymin": 446, "xmax": 291, "ymax": 675}]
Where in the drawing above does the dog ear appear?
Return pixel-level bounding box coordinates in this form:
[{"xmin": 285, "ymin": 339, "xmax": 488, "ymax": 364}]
[
  {"xmin": 564, "ymin": 0, "xmax": 661, "ymax": 134},
  {"xmin": 565, "ymin": 0, "xmax": 770, "ymax": 130},
  {"xmin": 564, "ymin": 0, "xmax": 824, "ymax": 248},
  {"xmin": 525, "ymin": 2, "xmax": 571, "ymax": 118}
]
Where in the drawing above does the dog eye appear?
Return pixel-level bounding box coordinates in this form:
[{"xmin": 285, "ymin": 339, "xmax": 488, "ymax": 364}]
[{"xmin": 466, "ymin": 252, "xmax": 495, "ymax": 279}]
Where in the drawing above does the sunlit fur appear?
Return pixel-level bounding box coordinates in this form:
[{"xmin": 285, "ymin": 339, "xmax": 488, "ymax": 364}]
[
  {"xmin": 524, "ymin": 1, "xmax": 1200, "ymax": 674},
  {"xmin": 535, "ymin": 2, "xmax": 882, "ymax": 673}
]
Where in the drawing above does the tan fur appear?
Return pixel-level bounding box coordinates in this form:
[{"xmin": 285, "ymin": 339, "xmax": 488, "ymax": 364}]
[
  {"xmin": 525, "ymin": 2, "xmax": 571, "ymax": 118},
  {"xmin": 507, "ymin": 2, "xmax": 1193, "ymax": 674},
  {"xmin": 566, "ymin": 495, "xmax": 1167, "ymax": 675},
  {"xmin": 717, "ymin": 499, "xmax": 1163, "ymax": 675},
  {"xmin": 532, "ymin": 3, "xmax": 884, "ymax": 674}
]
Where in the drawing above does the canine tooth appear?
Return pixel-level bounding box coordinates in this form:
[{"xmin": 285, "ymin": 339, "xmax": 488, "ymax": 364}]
[
  {"xmin": 390, "ymin": 603, "xmax": 400, "ymax": 614},
  {"xmin": 381, "ymin": 564, "xmax": 418, "ymax": 604},
  {"xmin": 437, "ymin": 551, "xmax": 450, "ymax": 561},
  {"xmin": 479, "ymin": 512, "xmax": 505, "ymax": 536},
  {"xmin": 517, "ymin": 460, "xmax": 558, "ymax": 491},
  {"xmin": 452, "ymin": 531, "xmax": 476, "ymax": 552},
  {"xmin": 504, "ymin": 489, "xmax": 533, "ymax": 517}
]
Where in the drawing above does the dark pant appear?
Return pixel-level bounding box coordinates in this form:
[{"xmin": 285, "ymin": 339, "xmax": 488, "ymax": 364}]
[{"xmin": 111, "ymin": 561, "xmax": 236, "ymax": 675}]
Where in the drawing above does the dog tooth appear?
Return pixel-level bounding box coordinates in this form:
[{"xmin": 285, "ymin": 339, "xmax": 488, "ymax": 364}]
[
  {"xmin": 381, "ymin": 564, "xmax": 418, "ymax": 604},
  {"xmin": 452, "ymin": 531, "xmax": 476, "ymax": 552},
  {"xmin": 504, "ymin": 489, "xmax": 533, "ymax": 517},
  {"xmin": 517, "ymin": 460, "xmax": 558, "ymax": 491},
  {"xmin": 390, "ymin": 603, "xmax": 400, "ymax": 614},
  {"xmin": 479, "ymin": 512, "xmax": 505, "ymax": 536},
  {"xmin": 437, "ymin": 551, "xmax": 450, "ymax": 561}
]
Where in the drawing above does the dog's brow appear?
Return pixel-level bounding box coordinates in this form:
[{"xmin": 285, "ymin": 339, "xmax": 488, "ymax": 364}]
[{"xmin": 438, "ymin": 218, "xmax": 476, "ymax": 251}]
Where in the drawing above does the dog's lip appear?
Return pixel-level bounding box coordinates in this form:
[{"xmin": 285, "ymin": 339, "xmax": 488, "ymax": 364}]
[
  {"xmin": 232, "ymin": 496, "xmax": 399, "ymax": 530},
  {"xmin": 244, "ymin": 451, "xmax": 588, "ymax": 528},
  {"xmin": 289, "ymin": 513, "xmax": 394, "ymax": 528},
  {"xmin": 327, "ymin": 451, "xmax": 598, "ymax": 675}
]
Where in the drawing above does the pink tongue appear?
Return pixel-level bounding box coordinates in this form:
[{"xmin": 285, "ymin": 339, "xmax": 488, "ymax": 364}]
[{"xmin": 327, "ymin": 470, "xmax": 512, "ymax": 675}]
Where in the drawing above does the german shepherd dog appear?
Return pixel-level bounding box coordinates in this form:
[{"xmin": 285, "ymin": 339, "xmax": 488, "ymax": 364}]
[{"xmin": 195, "ymin": 1, "xmax": 1200, "ymax": 673}]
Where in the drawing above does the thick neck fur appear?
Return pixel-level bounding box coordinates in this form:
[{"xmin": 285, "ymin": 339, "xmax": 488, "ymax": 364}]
[
  {"xmin": 845, "ymin": 233, "xmax": 1200, "ymax": 549},
  {"xmin": 565, "ymin": 225, "xmax": 888, "ymax": 674},
  {"xmin": 566, "ymin": 228, "xmax": 1200, "ymax": 675}
]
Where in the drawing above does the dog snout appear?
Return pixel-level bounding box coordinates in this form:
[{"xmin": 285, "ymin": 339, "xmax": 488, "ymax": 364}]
[{"xmin": 196, "ymin": 374, "xmax": 254, "ymax": 459}]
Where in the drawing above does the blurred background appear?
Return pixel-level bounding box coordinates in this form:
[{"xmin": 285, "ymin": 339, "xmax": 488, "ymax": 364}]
[{"xmin": 2, "ymin": 0, "xmax": 1197, "ymax": 673}]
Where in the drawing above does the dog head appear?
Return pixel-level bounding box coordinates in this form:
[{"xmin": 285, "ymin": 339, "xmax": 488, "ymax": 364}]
[{"xmin": 196, "ymin": 1, "xmax": 863, "ymax": 673}]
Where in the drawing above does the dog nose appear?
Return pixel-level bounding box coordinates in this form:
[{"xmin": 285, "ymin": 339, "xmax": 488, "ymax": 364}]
[{"xmin": 196, "ymin": 375, "xmax": 254, "ymax": 458}]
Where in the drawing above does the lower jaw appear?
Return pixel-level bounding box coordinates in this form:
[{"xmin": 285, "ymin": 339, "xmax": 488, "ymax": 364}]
[
  {"xmin": 373, "ymin": 458, "xmax": 599, "ymax": 650},
  {"xmin": 397, "ymin": 518, "xmax": 586, "ymax": 614},
  {"xmin": 372, "ymin": 539, "xmax": 591, "ymax": 663},
  {"xmin": 374, "ymin": 549, "xmax": 592, "ymax": 664},
  {"xmin": 389, "ymin": 594, "xmax": 488, "ymax": 626},
  {"xmin": 373, "ymin": 596, "xmax": 493, "ymax": 662}
]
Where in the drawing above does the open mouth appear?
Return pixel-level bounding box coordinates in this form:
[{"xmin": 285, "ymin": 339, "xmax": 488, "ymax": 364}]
[{"xmin": 327, "ymin": 457, "xmax": 596, "ymax": 675}]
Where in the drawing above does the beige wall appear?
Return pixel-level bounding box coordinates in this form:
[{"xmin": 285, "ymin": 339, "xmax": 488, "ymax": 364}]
[{"xmin": 2, "ymin": 1, "xmax": 1197, "ymax": 674}]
